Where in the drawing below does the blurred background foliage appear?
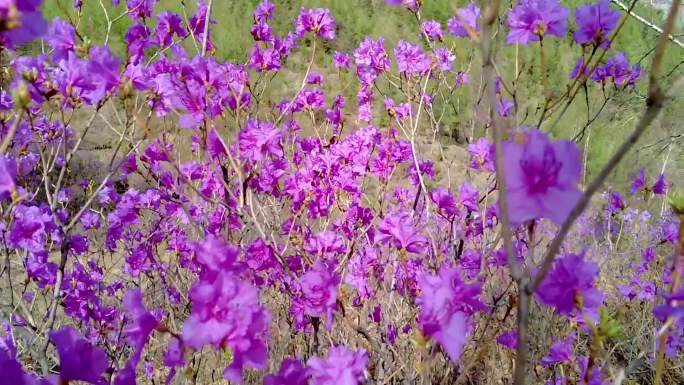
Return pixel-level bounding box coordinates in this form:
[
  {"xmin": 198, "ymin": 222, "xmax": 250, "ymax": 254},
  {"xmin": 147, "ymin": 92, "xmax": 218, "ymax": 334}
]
[{"xmin": 37, "ymin": 0, "xmax": 683, "ymax": 189}]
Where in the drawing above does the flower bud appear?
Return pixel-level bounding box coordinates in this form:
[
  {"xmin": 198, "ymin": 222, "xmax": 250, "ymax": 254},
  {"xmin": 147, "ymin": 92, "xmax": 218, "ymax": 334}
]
[{"xmin": 13, "ymin": 81, "xmax": 30, "ymax": 109}]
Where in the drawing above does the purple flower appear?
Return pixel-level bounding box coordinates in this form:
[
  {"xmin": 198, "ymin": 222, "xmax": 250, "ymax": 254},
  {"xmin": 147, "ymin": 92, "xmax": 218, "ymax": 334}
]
[
  {"xmin": 631, "ymin": 168, "xmax": 647, "ymax": 193},
  {"xmin": 88, "ymin": 46, "xmax": 121, "ymax": 101},
  {"xmin": 300, "ymin": 261, "xmax": 340, "ymax": 329},
  {"xmin": 239, "ymin": 120, "xmax": 283, "ymax": 163},
  {"xmin": 47, "ymin": 18, "xmax": 75, "ymax": 62},
  {"xmin": 447, "ymin": 3, "xmax": 480, "ymax": 38},
  {"xmin": 654, "ymin": 291, "xmax": 684, "ymax": 322},
  {"xmin": 434, "ymin": 47, "xmax": 455, "ymax": 72},
  {"xmin": 0, "ymin": 0, "xmax": 47, "ymax": 48},
  {"xmin": 502, "ymin": 128, "xmax": 582, "ymax": 225},
  {"xmin": 124, "ymin": 23, "xmax": 152, "ymax": 65},
  {"xmin": 307, "ymin": 346, "xmax": 368, "ymax": 385},
  {"xmin": 333, "ymin": 51, "xmax": 351, "ymax": 69},
  {"xmin": 123, "ymin": 289, "xmax": 159, "ymax": 351},
  {"xmin": 497, "ymin": 330, "xmax": 518, "ymax": 350},
  {"xmin": 8, "ymin": 205, "xmax": 53, "ymax": 252},
  {"xmin": 295, "ymin": 8, "xmax": 336, "ymax": 40},
  {"xmin": 251, "ymin": 22, "xmax": 274, "ymax": 42},
  {"xmin": 254, "ymin": 0, "xmax": 275, "ymax": 23},
  {"xmin": 304, "ymin": 231, "xmax": 346, "ymax": 258},
  {"xmin": 126, "ymin": 0, "xmax": 158, "ymax": 21},
  {"xmin": 377, "ymin": 211, "xmax": 428, "ymax": 254},
  {"xmin": 182, "ymin": 267, "xmax": 270, "ymax": 383},
  {"xmin": 417, "ymin": 266, "xmax": 486, "ymax": 363},
  {"xmin": 536, "ymin": 253, "xmax": 604, "ymax": 315},
  {"xmin": 468, "ymin": 137, "xmax": 495, "ymax": 172},
  {"xmin": 454, "ymin": 71, "xmax": 469, "ymax": 87},
  {"xmin": 540, "ymin": 333, "xmax": 574, "ymax": 366},
  {"xmin": 606, "ymin": 191, "xmax": 625, "ymax": 213},
  {"xmin": 50, "ymin": 326, "xmax": 108, "ymax": 384},
  {"xmin": 578, "ymin": 356, "xmax": 609, "ymax": 385},
  {"xmin": 156, "ymin": 12, "xmax": 187, "ymax": 47},
  {"xmin": 245, "ymin": 238, "xmax": 277, "ymax": 272},
  {"xmin": 249, "ymin": 44, "xmax": 282, "ymax": 73},
  {"xmin": 265, "ymin": 358, "xmax": 308, "ymax": 385},
  {"xmin": 0, "ymin": 349, "xmax": 38, "ymax": 385},
  {"xmin": 421, "ymin": 20, "xmax": 443, "ymax": 41},
  {"xmin": 507, "ymin": 0, "xmax": 569, "ymax": 45},
  {"xmin": 652, "ymin": 173, "xmax": 668, "ymax": 195},
  {"xmin": 570, "ymin": 56, "xmax": 591, "ymax": 80},
  {"xmin": 574, "ymin": 0, "xmax": 620, "ymax": 46},
  {"xmin": 431, "ymin": 188, "xmax": 458, "ymax": 218},
  {"xmin": 394, "ymin": 40, "xmax": 430, "ymax": 75},
  {"xmin": 498, "ymin": 97, "xmax": 514, "ymax": 117},
  {"xmin": 592, "ymin": 52, "xmax": 641, "ymax": 88},
  {"xmin": 354, "ymin": 37, "xmax": 391, "ymax": 73},
  {"xmin": 0, "ymin": 156, "xmax": 16, "ymax": 200}
]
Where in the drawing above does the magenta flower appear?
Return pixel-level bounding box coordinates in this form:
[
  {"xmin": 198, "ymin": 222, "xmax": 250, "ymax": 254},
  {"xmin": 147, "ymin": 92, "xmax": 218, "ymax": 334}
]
[
  {"xmin": 507, "ymin": 0, "xmax": 569, "ymax": 45},
  {"xmin": 239, "ymin": 120, "xmax": 283, "ymax": 163},
  {"xmin": 570, "ymin": 56, "xmax": 591, "ymax": 80},
  {"xmin": 574, "ymin": 0, "xmax": 620, "ymax": 46},
  {"xmin": 447, "ymin": 3, "xmax": 480, "ymax": 38},
  {"xmin": 630, "ymin": 168, "xmax": 667, "ymax": 195},
  {"xmin": 156, "ymin": 12, "xmax": 187, "ymax": 47},
  {"xmin": 0, "ymin": 0, "xmax": 47, "ymax": 48},
  {"xmin": 304, "ymin": 231, "xmax": 347, "ymax": 258},
  {"xmin": 630, "ymin": 168, "xmax": 647, "ymax": 193},
  {"xmin": 394, "ymin": 40, "xmax": 430, "ymax": 75},
  {"xmin": 592, "ymin": 52, "xmax": 641, "ymax": 88},
  {"xmin": 333, "ymin": 51, "xmax": 351, "ymax": 69},
  {"xmin": 502, "ymin": 128, "xmax": 582, "ymax": 225},
  {"xmin": 182, "ymin": 268, "xmax": 270, "ymax": 382},
  {"xmin": 8, "ymin": 205, "xmax": 53, "ymax": 253},
  {"xmin": 122, "ymin": 289, "xmax": 159, "ymax": 351},
  {"xmin": 497, "ymin": 330, "xmax": 518, "ymax": 350},
  {"xmin": 245, "ymin": 238, "xmax": 277, "ymax": 272},
  {"xmin": 265, "ymin": 358, "xmax": 308, "ymax": 385},
  {"xmin": 50, "ymin": 326, "xmax": 108, "ymax": 384},
  {"xmin": 307, "ymin": 346, "xmax": 368, "ymax": 385},
  {"xmin": 0, "ymin": 156, "xmax": 16, "ymax": 200},
  {"xmin": 180, "ymin": 238, "xmax": 269, "ymax": 382},
  {"xmin": 417, "ymin": 266, "xmax": 486, "ymax": 363},
  {"xmin": 431, "ymin": 187, "xmax": 458, "ymax": 218},
  {"xmin": 126, "ymin": 0, "xmax": 158, "ymax": 21},
  {"xmin": 535, "ymin": 253, "xmax": 604, "ymax": 315},
  {"xmin": 300, "ymin": 260, "xmax": 341, "ymax": 329},
  {"xmin": 354, "ymin": 37, "xmax": 391, "ymax": 73},
  {"xmin": 0, "ymin": 349, "xmax": 30, "ymax": 385},
  {"xmin": 47, "ymin": 18, "xmax": 75, "ymax": 62},
  {"xmin": 540, "ymin": 333, "xmax": 574, "ymax": 367},
  {"xmin": 652, "ymin": 174, "xmax": 667, "ymax": 195},
  {"xmin": 468, "ymin": 137, "xmax": 495, "ymax": 172},
  {"xmin": 254, "ymin": 0, "xmax": 275, "ymax": 23},
  {"xmin": 421, "ymin": 20, "xmax": 443, "ymax": 41},
  {"xmin": 606, "ymin": 191, "xmax": 625, "ymax": 214},
  {"xmin": 295, "ymin": 8, "xmax": 336, "ymax": 40},
  {"xmin": 249, "ymin": 44, "xmax": 282, "ymax": 73},
  {"xmin": 434, "ymin": 47, "xmax": 455, "ymax": 72},
  {"xmin": 377, "ymin": 212, "xmax": 428, "ymax": 254}
]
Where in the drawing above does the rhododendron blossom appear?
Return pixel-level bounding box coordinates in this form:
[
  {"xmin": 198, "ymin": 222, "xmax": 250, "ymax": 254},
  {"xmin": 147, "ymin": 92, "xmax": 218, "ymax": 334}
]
[
  {"xmin": 502, "ymin": 129, "xmax": 582, "ymax": 225},
  {"xmin": 0, "ymin": 0, "xmax": 679, "ymax": 383}
]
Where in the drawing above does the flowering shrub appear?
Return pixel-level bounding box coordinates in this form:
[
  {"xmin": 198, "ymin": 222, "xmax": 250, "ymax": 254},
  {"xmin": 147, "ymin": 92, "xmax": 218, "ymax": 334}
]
[{"xmin": 0, "ymin": 0, "xmax": 682, "ymax": 384}]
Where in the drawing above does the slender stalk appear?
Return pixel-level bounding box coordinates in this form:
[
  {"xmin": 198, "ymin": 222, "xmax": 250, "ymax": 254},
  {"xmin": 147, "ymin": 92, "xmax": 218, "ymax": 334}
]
[
  {"xmin": 0, "ymin": 111, "xmax": 23, "ymax": 156},
  {"xmin": 201, "ymin": 0, "xmax": 213, "ymax": 56}
]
